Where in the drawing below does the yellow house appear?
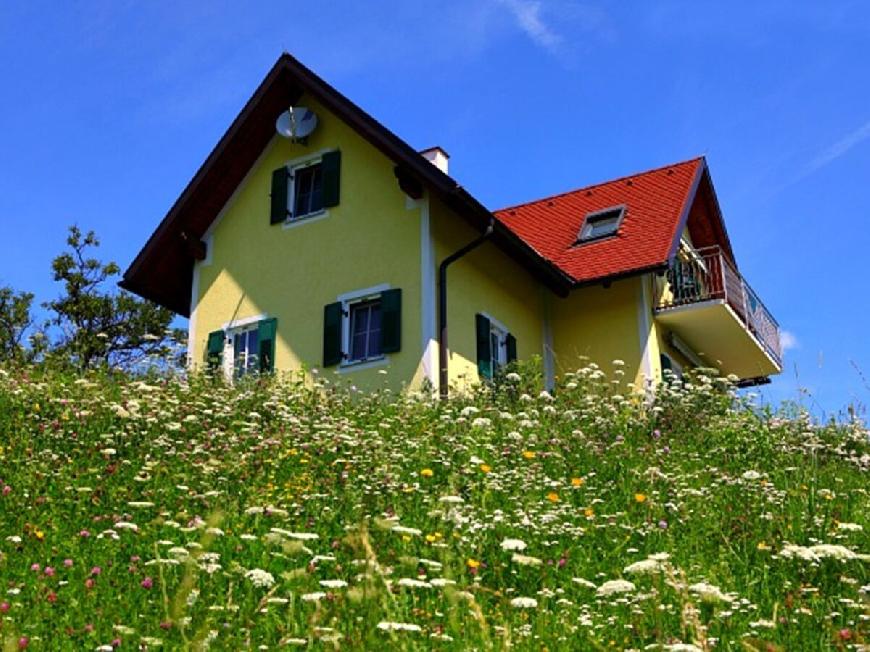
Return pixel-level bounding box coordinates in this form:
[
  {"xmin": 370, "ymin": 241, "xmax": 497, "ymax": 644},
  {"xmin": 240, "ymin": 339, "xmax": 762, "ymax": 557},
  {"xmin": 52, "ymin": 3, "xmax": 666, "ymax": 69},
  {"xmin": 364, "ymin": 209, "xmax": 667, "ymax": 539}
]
[{"xmin": 122, "ymin": 54, "xmax": 782, "ymax": 394}]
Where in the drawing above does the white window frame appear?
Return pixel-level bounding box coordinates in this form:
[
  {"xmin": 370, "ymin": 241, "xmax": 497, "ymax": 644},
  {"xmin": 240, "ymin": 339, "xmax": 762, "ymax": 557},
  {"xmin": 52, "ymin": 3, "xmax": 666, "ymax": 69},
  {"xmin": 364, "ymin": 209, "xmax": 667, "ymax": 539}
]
[
  {"xmin": 337, "ymin": 283, "xmax": 392, "ymax": 372},
  {"xmin": 228, "ymin": 323, "xmax": 260, "ymax": 379},
  {"xmin": 219, "ymin": 313, "xmax": 268, "ymax": 381},
  {"xmin": 482, "ymin": 311, "xmax": 509, "ymax": 374},
  {"xmin": 281, "ymin": 150, "xmax": 334, "ymax": 229}
]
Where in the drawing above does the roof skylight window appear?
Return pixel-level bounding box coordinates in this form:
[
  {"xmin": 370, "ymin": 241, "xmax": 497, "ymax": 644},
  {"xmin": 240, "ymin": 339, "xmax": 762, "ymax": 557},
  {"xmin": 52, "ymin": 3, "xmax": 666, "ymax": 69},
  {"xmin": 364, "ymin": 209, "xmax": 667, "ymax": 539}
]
[{"xmin": 577, "ymin": 206, "xmax": 625, "ymax": 242}]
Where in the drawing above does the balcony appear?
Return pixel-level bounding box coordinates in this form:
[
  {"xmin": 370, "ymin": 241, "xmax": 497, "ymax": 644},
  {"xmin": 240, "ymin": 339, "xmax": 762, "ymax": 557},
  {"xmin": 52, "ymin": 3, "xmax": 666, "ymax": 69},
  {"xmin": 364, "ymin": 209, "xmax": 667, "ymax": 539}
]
[{"xmin": 654, "ymin": 245, "xmax": 782, "ymax": 380}]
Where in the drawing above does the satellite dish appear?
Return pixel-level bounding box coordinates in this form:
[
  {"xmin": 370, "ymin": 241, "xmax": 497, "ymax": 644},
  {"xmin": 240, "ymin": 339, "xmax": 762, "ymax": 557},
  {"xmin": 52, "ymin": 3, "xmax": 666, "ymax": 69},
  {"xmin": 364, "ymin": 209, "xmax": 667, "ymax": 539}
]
[{"xmin": 276, "ymin": 107, "xmax": 318, "ymax": 139}]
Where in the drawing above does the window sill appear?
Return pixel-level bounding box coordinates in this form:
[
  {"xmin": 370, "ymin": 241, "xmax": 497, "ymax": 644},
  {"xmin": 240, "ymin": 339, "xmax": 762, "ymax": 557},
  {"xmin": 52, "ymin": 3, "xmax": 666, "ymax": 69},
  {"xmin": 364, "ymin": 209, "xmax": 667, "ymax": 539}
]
[
  {"xmin": 338, "ymin": 355, "xmax": 390, "ymax": 374},
  {"xmin": 282, "ymin": 209, "xmax": 330, "ymax": 230}
]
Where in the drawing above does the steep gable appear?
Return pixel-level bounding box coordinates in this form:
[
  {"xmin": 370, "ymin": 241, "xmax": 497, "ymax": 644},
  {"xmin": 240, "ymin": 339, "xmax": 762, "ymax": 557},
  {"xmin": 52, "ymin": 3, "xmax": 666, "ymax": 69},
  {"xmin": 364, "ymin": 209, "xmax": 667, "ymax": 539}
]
[
  {"xmin": 122, "ymin": 54, "xmax": 571, "ymax": 317},
  {"xmin": 495, "ymin": 157, "xmax": 737, "ymax": 285}
]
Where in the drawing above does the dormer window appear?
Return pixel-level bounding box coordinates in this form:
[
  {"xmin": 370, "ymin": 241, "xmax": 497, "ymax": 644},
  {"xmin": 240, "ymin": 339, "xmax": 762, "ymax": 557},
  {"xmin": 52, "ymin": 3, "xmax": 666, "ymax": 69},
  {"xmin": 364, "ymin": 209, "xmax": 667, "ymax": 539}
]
[{"xmin": 577, "ymin": 206, "xmax": 625, "ymax": 243}]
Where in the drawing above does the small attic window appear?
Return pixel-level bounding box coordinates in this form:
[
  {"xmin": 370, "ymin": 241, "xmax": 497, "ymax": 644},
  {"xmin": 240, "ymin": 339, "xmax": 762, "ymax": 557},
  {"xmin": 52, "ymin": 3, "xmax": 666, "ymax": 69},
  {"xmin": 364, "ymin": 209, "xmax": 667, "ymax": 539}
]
[{"xmin": 577, "ymin": 206, "xmax": 625, "ymax": 243}]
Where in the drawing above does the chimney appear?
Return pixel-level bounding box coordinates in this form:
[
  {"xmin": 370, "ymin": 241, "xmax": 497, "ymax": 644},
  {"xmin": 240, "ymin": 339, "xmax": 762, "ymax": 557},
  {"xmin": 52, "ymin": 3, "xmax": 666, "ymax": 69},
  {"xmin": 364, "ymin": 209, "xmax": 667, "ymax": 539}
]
[{"xmin": 420, "ymin": 146, "xmax": 450, "ymax": 175}]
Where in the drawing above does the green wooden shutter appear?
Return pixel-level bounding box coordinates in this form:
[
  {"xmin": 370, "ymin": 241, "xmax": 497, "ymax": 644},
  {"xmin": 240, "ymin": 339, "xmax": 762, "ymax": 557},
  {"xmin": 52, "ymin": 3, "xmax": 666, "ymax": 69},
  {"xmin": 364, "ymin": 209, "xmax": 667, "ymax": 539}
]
[
  {"xmin": 505, "ymin": 333, "xmax": 517, "ymax": 364},
  {"xmin": 206, "ymin": 330, "xmax": 224, "ymax": 370},
  {"xmin": 475, "ymin": 313, "xmax": 492, "ymax": 379},
  {"xmin": 257, "ymin": 318, "xmax": 277, "ymax": 373},
  {"xmin": 270, "ymin": 167, "xmax": 290, "ymax": 224},
  {"xmin": 323, "ymin": 302, "xmax": 343, "ymax": 367},
  {"xmin": 321, "ymin": 150, "xmax": 341, "ymax": 208},
  {"xmin": 380, "ymin": 289, "xmax": 401, "ymax": 354}
]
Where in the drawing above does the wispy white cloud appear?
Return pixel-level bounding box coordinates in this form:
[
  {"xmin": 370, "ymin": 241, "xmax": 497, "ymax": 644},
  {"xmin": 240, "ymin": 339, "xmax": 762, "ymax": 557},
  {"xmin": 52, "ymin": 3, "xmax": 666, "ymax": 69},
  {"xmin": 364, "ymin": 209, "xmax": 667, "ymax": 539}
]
[
  {"xmin": 496, "ymin": 0, "xmax": 563, "ymax": 53},
  {"xmin": 780, "ymin": 330, "xmax": 799, "ymax": 352},
  {"xmin": 802, "ymin": 119, "xmax": 870, "ymax": 177}
]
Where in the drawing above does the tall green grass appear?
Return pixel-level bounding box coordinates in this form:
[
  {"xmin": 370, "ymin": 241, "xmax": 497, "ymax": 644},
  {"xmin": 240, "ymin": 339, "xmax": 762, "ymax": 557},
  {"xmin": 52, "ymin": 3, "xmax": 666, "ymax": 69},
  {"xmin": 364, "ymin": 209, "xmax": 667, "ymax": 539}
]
[{"xmin": 0, "ymin": 363, "xmax": 867, "ymax": 650}]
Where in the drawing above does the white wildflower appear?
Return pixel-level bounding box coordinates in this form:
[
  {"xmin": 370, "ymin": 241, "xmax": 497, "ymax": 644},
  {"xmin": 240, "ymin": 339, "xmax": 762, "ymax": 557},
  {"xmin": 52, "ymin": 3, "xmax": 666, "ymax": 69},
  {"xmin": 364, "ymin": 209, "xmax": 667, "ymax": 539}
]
[
  {"xmin": 270, "ymin": 528, "xmax": 318, "ymax": 540},
  {"xmin": 391, "ymin": 525, "xmax": 422, "ymax": 536},
  {"xmin": 377, "ymin": 622, "xmax": 422, "ymax": 632},
  {"xmin": 510, "ymin": 597, "xmax": 538, "ymax": 608},
  {"xmin": 624, "ymin": 558, "xmax": 663, "ymax": 575},
  {"xmin": 811, "ymin": 544, "xmax": 858, "ymax": 560},
  {"xmin": 319, "ymin": 579, "xmax": 348, "ymax": 589},
  {"xmin": 245, "ymin": 568, "xmax": 275, "ymax": 589},
  {"xmin": 688, "ymin": 582, "xmax": 734, "ymax": 603},
  {"xmin": 572, "ymin": 577, "xmax": 597, "ymax": 590},
  {"xmin": 596, "ymin": 580, "xmax": 635, "ymax": 597},
  {"xmin": 500, "ymin": 538, "xmax": 527, "ymax": 551}
]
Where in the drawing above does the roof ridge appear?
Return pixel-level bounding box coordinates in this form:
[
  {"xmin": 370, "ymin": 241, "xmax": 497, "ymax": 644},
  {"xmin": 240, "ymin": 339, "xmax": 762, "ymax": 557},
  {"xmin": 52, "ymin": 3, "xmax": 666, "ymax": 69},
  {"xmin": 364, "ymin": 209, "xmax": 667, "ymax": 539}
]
[{"xmin": 494, "ymin": 155, "xmax": 706, "ymax": 214}]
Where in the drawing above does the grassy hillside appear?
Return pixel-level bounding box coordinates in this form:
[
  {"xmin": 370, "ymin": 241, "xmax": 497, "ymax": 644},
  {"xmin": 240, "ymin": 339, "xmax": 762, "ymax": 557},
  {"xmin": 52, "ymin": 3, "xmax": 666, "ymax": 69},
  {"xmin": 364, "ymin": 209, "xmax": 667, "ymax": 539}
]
[{"xmin": 0, "ymin": 364, "xmax": 867, "ymax": 650}]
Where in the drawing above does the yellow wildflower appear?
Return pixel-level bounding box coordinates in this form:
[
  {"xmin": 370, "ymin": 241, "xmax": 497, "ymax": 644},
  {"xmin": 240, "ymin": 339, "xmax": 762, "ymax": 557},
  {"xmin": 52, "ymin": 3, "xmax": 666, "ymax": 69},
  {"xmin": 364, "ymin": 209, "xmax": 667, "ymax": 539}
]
[
  {"xmin": 634, "ymin": 493, "xmax": 647, "ymax": 503},
  {"xmin": 584, "ymin": 507, "xmax": 595, "ymax": 518},
  {"xmin": 522, "ymin": 451, "xmax": 536, "ymax": 460},
  {"xmin": 479, "ymin": 464, "xmax": 492, "ymax": 474},
  {"xmin": 571, "ymin": 477, "xmax": 584, "ymax": 487},
  {"xmin": 34, "ymin": 529, "xmax": 45, "ymax": 541},
  {"xmin": 467, "ymin": 558, "xmax": 481, "ymax": 569},
  {"xmin": 546, "ymin": 492, "xmax": 560, "ymax": 503},
  {"xmin": 421, "ymin": 468, "xmax": 434, "ymax": 478}
]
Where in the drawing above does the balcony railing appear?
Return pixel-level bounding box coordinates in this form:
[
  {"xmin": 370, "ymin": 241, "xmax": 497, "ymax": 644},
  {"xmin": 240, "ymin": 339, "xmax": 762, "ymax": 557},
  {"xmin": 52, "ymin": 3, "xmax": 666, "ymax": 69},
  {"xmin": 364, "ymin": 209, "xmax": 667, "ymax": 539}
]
[{"xmin": 655, "ymin": 245, "xmax": 782, "ymax": 366}]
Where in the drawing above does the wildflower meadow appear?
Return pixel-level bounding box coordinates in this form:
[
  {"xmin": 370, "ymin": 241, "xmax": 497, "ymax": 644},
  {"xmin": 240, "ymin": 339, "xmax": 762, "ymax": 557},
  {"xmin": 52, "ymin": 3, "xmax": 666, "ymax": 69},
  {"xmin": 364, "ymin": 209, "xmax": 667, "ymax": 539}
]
[{"xmin": 0, "ymin": 363, "xmax": 867, "ymax": 650}]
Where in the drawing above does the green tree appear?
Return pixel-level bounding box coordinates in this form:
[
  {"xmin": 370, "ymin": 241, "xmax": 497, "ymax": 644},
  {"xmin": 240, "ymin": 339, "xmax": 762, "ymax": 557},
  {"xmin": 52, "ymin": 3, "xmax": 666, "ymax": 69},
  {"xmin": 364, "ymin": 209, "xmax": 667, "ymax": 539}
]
[
  {"xmin": 44, "ymin": 226, "xmax": 185, "ymax": 371},
  {"xmin": 0, "ymin": 286, "xmax": 36, "ymax": 364}
]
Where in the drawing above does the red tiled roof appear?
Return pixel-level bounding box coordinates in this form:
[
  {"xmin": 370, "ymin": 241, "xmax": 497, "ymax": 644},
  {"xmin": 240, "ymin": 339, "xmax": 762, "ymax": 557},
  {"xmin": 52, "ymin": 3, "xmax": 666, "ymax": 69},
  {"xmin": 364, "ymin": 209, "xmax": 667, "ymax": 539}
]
[{"xmin": 494, "ymin": 157, "xmax": 705, "ymax": 284}]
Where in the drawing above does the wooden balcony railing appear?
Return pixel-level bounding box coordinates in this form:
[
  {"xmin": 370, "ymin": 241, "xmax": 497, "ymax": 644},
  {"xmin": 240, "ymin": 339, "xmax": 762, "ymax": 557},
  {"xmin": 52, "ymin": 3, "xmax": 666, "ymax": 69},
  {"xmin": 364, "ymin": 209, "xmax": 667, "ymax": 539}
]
[{"xmin": 655, "ymin": 245, "xmax": 782, "ymax": 366}]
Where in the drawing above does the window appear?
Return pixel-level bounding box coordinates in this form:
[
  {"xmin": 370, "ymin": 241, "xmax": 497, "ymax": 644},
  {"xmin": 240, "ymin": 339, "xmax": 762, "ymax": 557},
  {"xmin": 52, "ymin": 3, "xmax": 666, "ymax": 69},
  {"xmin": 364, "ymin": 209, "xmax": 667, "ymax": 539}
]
[
  {"xmin": 322, "ymin": 287, "xmax": 402, "ymax": 368},
  {"xmin": 660, "ymin": 353, "xmax": 683, "ymax": 380},
  {"xmin": 577, "ymin": 206, "xmax": 625, "ymax": 242},
  {"xmin": 270, "ymin": 151, "xmax": 341, "ymax": 226},
  {"xmin": 348, "ymin": 298, "xmax": 382, "ymax": 363},
  {"xmin": 489, "ymin": 322, "xmax": 508, "ymax": 375},
  {"xmin": 475, "ymin": 313, "xmax": 516, "ymax": 379},
  {"xmin": 206, "ymin": 318, "xmax": 276, "ymax": 379},
  {"xmin": 291, "ymin": 161, "xmax": 323, "ymax": 219},
  {"xmin": 232, "ymin": 325, "xmax": 259, "ymax": 378}
]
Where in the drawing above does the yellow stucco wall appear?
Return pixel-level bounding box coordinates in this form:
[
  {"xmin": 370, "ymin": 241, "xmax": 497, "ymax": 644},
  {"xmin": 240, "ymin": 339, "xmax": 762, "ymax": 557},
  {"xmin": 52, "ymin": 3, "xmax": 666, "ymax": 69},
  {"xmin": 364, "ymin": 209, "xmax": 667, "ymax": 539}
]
[
  {"xmin": 188, "ymin": 93, "xmax": 686, "ymax": 394},
  {"xmin": 430, "ymin": 198, "xmax": 545, "ymax": 390},
  {"xmin": 190, "ymin": 94, "xmax": 422, "ymax": 392},
  {"xmin": 551, "ymin": 277, "xmax": 655, "ymax": 389}
]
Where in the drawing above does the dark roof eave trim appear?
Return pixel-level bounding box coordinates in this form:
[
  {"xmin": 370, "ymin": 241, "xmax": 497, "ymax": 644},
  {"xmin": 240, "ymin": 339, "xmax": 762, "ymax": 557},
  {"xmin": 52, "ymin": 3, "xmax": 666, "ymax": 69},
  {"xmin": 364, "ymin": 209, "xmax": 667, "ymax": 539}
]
[
  {"xmin": 569, "ymin": 262, "xmax": 670, "ymax": 291},
  {"xmin": 443, "ymin": 185, "xmax": 574, "ymax": 297},
  {"xmin": 735, "ymin": 376, "xmax": 771, "ymax": 388},
  {"xmin": 123, "ymin": 57, "xmax": 298, "ymax": 286}
]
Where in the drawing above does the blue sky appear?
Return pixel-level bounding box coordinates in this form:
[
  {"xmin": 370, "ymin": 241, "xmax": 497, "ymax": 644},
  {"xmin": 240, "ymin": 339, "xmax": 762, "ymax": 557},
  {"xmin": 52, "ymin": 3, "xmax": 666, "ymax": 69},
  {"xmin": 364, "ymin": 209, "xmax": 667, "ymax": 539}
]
[{"xmin": 1, "ymin": 1, "xmax": 868, "ymax": 417}]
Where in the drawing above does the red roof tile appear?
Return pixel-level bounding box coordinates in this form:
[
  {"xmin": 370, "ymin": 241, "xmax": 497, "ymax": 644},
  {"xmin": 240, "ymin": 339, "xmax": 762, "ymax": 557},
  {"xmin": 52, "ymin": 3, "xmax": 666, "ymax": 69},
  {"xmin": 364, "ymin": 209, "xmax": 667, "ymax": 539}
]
[{"xmin": 494, "ymin": 157, "xmax": 705, "ymax": 284}]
